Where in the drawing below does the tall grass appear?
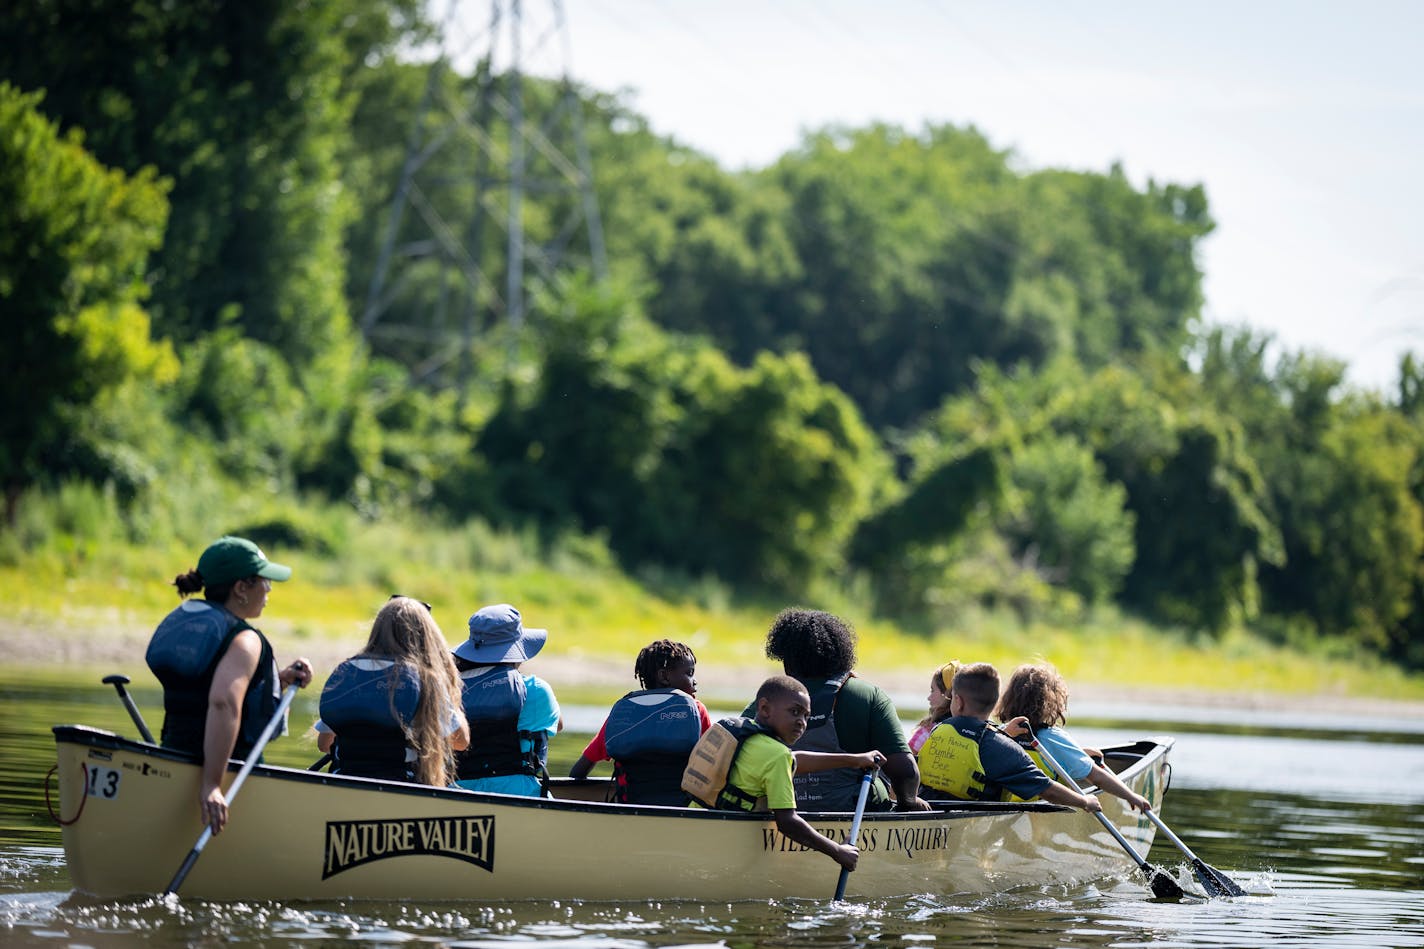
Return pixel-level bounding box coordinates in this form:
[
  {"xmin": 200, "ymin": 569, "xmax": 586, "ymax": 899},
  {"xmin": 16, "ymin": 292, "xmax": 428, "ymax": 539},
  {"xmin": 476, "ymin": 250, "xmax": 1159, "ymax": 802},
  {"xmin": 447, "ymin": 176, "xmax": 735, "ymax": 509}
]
[{"xmin": 3, "ymin": 480, "xmax": 1422, "ymax": 707}]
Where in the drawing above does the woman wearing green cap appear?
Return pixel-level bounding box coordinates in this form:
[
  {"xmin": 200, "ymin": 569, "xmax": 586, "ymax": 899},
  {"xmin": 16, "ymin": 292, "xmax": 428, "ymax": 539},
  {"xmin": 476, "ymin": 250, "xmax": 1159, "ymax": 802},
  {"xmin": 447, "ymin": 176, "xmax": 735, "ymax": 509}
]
[{"xmin": 146, "ymin": 535, "xmax": 313, "ymax": 834}]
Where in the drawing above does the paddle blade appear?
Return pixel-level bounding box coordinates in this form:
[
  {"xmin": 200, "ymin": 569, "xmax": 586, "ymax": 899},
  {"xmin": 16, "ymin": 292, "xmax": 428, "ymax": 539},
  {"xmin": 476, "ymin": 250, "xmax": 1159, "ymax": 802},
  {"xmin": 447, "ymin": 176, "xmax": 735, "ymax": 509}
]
[
  {"xmin": 1146, "ymin": 865, "xmax": 1186, "ymax": 900},
  {"xmin": 1193, "ymin": 859, "xmax": 1247, "ymax": 898}
]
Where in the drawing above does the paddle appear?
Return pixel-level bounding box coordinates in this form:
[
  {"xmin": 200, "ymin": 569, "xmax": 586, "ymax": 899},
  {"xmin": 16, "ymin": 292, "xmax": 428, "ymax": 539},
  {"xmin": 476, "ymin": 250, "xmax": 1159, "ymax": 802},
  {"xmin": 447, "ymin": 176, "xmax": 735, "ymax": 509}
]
[
  {"xmin": 833, "ymin": 767, "xmax": 877, "ymax": 901},
  {"xmin": 1012, "ymin": 727, "xmax": 1185, "ymax": 900},
  {"xmin": 164, "ymin": 683, "xmax": 299, "ymax": 896},
  {"xmin": 1141, "ymin": 809, "xmax": 1247, "ymax": 897},
  {"xmin": 103, "ymin": 674, "xmax": 156, "ymax": 743}
]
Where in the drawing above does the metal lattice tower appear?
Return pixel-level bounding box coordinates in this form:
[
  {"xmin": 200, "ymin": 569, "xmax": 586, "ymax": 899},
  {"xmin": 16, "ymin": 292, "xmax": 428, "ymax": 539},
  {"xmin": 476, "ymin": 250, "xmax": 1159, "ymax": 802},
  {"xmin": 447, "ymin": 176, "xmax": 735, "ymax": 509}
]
[{"xmin": 361, "ymin": 0, "xmax": 606, "ymax": 383}]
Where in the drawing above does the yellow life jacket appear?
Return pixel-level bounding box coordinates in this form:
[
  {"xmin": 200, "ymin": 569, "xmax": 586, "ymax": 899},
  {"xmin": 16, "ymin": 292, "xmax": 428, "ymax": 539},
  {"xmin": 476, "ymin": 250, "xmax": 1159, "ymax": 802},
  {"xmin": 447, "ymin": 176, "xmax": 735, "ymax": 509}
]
[{"xmin": 917, "ymin": 719, "xmax": 997, "ymax": 801}]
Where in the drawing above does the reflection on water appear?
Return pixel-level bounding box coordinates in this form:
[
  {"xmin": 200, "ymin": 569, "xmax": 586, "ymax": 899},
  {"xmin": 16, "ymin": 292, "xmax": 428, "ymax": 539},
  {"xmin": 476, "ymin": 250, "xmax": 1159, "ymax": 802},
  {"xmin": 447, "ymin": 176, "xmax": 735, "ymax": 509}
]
[{"xmin": 2, "ymin": 676, "xmax": 1423, "ymax": 948}]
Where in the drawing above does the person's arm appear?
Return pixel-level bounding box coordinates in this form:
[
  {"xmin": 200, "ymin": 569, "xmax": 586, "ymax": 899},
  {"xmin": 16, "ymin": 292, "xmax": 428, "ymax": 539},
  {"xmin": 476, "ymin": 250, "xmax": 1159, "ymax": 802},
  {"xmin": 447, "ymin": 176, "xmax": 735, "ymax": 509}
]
[
  {"xmin": 451, "ymin": 720, "xmax": 471, "ymax": 752},
  {"xmin": 792, "ymin": 749, "xmax": 885, "ymax": 773},
  {"xmin": 569, "ymin": 718, "xmax": 610, "ymax": 777},
  {"xmin": 772, "ymin": 808, "xmax": 858, "ymax": 871},
  {"xmin": 859, "ymin": 684, "xmax": 930, "ymax": 811},
  {"xmin": 1087, "ymin": 763, "xmax": 1150, "ymax": 811},
  {"xmin": 313, "ymin": 718, "xmax": 335, "ymax": 753},
  {"xmin": 199, "ymin": 629, "xmax": 262, "ymax": 834},
  {"xmin": 883, "ymin": 751, "xmax": 932, "ymax": 811},
  {"xmin": 1038, "ymin": 782, "xmax": 1103, "ymax": 813}
]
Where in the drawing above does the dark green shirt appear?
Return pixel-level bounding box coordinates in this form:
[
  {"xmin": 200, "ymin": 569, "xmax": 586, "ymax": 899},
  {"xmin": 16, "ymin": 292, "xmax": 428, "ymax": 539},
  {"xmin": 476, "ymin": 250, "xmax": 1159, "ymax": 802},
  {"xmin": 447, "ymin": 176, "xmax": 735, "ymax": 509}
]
[{"xmin": 742, "ymin": 674, "xmax": 910, "ymax": 807}]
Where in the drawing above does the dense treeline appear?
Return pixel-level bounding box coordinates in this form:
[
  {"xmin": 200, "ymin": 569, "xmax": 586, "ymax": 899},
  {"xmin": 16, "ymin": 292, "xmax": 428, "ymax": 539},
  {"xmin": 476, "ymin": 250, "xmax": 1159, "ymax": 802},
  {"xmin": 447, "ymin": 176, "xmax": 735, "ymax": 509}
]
[{"xmin": 2, "ymin": 2, "xmax": 1422, "ymax": 668}]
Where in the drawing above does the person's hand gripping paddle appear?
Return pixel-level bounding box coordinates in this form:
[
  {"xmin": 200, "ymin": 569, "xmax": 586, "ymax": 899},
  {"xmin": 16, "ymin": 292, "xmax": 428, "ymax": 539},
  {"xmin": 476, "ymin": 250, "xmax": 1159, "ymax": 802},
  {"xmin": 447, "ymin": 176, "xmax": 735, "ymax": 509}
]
[
  {"xmin": 1009, "ymin": 724, "xmax": 1185, "ymax": 900},
  {"xmin": 164, "ymin": 683, "xmax": 300, "ymax": 895}
]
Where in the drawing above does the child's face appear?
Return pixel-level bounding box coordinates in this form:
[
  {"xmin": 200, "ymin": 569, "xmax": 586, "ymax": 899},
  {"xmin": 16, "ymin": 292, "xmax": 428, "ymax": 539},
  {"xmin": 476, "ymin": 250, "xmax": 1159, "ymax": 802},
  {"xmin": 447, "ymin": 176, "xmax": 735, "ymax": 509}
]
[
  {"xmin": 927, "ymin": 676, "xmax": 952, "ymax": 718},
  {"xmin": 656, "ymin": 659, "xmax": 697, "ymax": 696},
  {"xmin": 758, "ymin": 688, "xmax": 811, "ymax": 745}
]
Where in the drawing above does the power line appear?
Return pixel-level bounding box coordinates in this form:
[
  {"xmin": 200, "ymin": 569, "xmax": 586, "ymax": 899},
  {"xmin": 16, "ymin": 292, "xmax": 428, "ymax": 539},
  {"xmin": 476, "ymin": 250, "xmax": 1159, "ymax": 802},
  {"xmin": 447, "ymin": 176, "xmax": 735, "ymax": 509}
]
[{"xmin": 362, "ymin": 0, "xmax": 606, "ymax": 388}]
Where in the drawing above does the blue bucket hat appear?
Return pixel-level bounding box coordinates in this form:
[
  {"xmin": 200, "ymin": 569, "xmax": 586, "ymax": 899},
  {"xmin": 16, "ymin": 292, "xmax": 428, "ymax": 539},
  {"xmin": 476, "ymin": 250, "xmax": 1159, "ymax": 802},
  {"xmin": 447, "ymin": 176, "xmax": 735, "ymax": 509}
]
[{"xmin": 454, "ymin": 604, "xmax": 547, "ymax": 664}]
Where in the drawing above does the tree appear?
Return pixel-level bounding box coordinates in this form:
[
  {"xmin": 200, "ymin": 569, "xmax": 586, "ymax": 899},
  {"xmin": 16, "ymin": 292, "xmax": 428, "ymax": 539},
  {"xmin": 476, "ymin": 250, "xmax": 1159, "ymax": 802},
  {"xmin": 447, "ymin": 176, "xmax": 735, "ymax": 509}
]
[
  {"xmin": 999, "ymin": 434, "xmax": 1136, "ymax": 605},
  {"xmin": 0, "ymin": 0, "xmax": 360, "ymax": 368},
  {"xmin": 1250, "ymin": 354, "xmax": 1423, "ymax": 653},
  {"xmin": 474, "ymin": 278, "xmax": 889, "ymax": 592},
  {"xmin": 0, "ymin": 83, "xmax": 176, "ymax": 521}
]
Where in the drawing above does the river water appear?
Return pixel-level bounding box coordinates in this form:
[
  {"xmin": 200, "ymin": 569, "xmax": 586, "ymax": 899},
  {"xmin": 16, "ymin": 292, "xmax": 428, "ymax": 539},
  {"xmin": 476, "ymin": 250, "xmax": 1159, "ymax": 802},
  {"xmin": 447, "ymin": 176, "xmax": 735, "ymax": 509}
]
[{"xmin": 2, "ymin": 673, "xmax": 1422, "ymax": 947}]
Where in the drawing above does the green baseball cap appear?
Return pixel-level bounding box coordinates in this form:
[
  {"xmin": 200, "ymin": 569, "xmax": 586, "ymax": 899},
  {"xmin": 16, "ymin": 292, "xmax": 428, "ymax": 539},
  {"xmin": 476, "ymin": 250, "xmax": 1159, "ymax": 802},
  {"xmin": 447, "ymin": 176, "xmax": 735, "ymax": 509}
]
[{"xmin": 197, "ymin": 536, "xmax": 293, "ymax": 587}]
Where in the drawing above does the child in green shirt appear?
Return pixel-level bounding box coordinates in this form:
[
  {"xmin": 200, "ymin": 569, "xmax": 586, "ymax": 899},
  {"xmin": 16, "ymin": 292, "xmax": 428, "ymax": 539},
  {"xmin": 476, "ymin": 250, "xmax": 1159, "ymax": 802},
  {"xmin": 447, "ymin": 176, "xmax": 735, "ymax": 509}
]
[{"xmin": 714, "ymin": 675, "xmax": 884, "ymax": 872}]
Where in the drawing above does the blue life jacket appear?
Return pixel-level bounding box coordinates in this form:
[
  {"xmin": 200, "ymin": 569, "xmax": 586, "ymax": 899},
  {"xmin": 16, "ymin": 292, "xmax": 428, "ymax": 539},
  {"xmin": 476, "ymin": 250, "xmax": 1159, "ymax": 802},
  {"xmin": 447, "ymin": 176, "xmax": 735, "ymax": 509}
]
[
  {"xmin": 603, "ymin": 688, "xmax": 702, "ymax": 805},
  {"xmin": 145, "ymin": 599, "xmax": 278, "ymax": 760},
  {"xmin": 455, "ymin": 666, "xmax": 542, "ymax": 781},
  {"xmin": 320, "ymin": 658, "xmax": 422, "ymax": 782},
  {"xmin": 790, "ymin": 672, "xmax": 867, "ymax": 810}
]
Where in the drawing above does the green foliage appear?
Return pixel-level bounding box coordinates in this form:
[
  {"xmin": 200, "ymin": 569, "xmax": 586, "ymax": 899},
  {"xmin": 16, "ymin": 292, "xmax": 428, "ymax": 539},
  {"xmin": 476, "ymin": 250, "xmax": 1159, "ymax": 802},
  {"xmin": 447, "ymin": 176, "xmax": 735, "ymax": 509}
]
[
  {"xmin": 648, "ymin": 349, "xmax": 890, "ymax": 589},
  {"xmin": 1215, "ymin": 346, "xmax": 1424, "ymax": 653},
  {"xmin": 5, "ymin": 8, "xmax": 1424, "ymax": 674},
  {"xmin": 0, "ymin": 0, "xmax": 360, "ymax": 368},
  {"xmin": 850, "ymin": 445, "xmax": 1003, "ymax": 573},
  {"xmin": 1023, "ymin": 167, "xmax": 1212, "ymax": 362},
  {"xmin": 1000, "ymin": 435, "xmax": 1136, "ymax": 604},
  {"xmin": 475, "ymin": 278, "xmax": 889, "ymax": 592},
  {"xmin": 920, "ymin": 362, "xmax": 1278, "ymax": 634},
  {"xmin": 0, "ymin": 82, "xmax": 175, "ymax": 518},
  {"xmin": 763, "ymin": 124, "xmax": 1031, "ymax": 429}
]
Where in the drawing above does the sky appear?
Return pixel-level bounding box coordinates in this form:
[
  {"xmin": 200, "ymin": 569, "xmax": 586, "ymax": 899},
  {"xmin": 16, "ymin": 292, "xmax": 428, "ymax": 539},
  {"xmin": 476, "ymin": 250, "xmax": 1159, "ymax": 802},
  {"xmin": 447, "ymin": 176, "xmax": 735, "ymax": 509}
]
[{"xmin": 464, "ymin": 0, "xmax": 1424, "ymax": 393}]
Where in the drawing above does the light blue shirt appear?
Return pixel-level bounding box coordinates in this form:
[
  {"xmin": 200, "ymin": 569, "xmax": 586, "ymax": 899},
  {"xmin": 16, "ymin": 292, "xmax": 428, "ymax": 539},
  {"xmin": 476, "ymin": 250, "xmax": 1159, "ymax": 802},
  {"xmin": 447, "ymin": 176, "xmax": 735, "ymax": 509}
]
[
  {"xmin": 455, "ymin": 673, "xmax": 560, "ymax": 797},
  {"xmin": 1033, "ymin": 724, "xmax": 1095, "ymax": 782}
]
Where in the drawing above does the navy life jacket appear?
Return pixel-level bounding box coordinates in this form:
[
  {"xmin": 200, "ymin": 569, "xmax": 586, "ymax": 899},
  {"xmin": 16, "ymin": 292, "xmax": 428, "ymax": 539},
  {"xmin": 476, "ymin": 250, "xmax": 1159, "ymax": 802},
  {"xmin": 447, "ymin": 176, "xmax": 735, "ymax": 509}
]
[
  {"xmin": 145, "ymin": 599, "xmax": 278, "ymax": 760},
  {"xmin": 455, "ymin": 666, "xmax": 543, "ymax": 782},
  {"xmin": 603, "ymin": 688, "xmax": 702, "ymax": 805},
  {"xmin": 790, "ymin": 672, "xmax": 868, "ymax": 810},
  {"xmin": 320, "ymin": 658, "xmax": 422, "ymax": 782}
]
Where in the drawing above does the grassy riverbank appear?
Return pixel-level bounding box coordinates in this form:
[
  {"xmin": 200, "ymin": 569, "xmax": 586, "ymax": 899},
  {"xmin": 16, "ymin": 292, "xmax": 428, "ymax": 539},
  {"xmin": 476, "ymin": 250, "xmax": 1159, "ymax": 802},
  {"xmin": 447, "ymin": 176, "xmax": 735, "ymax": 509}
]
[{"xmin": 4, "ymin": 517, "xmax": 1423, "ymax": 715}]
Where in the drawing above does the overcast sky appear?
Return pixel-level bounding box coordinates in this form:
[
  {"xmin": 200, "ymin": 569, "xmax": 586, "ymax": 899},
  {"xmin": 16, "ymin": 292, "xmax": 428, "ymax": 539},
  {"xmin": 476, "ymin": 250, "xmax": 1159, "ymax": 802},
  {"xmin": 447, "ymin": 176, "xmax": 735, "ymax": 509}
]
[{"xmin": 462, "ymin": 0, "xmax": 1424, "ymax": 393}]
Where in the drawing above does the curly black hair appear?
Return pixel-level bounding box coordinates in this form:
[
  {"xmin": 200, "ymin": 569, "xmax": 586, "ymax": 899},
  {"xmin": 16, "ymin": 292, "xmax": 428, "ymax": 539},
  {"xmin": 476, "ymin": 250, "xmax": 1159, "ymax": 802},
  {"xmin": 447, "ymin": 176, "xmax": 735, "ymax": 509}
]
[
  {"xmin": 633, "ymin": 639, "xmax": 697, "ymax": 690},
  {"xmin": 764, "ymin": 608, "xmax": 856, "ymax": 678}
]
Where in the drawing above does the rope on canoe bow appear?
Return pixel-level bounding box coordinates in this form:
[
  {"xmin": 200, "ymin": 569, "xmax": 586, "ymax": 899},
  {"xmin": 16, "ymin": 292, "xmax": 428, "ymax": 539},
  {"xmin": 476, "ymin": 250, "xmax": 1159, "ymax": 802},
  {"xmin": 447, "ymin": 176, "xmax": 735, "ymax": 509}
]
[{"xmin": 44, "ymin": 761, "xmax": 88, "ymax": 826}]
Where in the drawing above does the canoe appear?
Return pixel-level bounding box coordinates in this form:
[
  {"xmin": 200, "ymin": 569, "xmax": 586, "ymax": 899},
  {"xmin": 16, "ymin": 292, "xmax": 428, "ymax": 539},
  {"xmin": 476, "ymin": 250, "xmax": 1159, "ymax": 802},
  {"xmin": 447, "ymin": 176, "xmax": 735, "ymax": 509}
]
[{"xmin": 52, "ymin": 724, "xmax": 1174, "ymax": 902}]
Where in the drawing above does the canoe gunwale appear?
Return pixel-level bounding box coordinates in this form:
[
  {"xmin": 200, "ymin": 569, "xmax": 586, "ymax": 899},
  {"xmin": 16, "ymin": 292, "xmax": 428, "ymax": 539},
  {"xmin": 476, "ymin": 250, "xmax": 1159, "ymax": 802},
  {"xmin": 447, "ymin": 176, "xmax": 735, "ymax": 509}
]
[{"xmin": 52, "ymin": 724, "xmax": 1172, "ymax": 822}]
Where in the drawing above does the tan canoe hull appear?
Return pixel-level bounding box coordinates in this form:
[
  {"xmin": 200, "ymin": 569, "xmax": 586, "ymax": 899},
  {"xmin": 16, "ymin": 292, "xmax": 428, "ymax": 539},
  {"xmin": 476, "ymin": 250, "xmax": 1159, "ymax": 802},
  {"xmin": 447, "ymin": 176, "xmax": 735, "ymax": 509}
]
[{"xmin": 54, "ymin": 725, "xmax": 1172, "ymax": 902}]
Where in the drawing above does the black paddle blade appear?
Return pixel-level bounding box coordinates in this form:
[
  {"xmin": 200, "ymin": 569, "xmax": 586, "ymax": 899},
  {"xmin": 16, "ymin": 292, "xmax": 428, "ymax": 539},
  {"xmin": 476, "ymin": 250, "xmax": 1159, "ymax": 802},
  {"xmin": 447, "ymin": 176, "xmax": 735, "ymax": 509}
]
[
  {"xmin": 1192, "ymin": 859, "xmax": 1247, "ymax": 897},
  {"xmin": 1145, "ymin": 865, "xmax": 1186, "ymax": 900}
]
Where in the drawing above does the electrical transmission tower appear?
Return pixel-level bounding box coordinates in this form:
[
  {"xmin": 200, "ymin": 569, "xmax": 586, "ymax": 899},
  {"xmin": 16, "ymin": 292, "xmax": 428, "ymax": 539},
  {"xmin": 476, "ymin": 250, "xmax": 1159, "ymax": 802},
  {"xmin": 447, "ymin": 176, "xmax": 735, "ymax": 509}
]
[{"xmin": 361, "ymin": 0, "xmax": 606, "ymax": 384}]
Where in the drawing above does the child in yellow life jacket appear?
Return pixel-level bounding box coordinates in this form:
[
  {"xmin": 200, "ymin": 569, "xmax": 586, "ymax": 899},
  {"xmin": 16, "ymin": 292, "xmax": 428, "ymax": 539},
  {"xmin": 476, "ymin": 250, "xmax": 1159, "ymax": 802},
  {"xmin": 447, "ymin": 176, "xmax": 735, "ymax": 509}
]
[
  {"xmin": 682, "ymin": 675, "xmax": 885, "ymax": 873},
  {"xmin": 916, "ymin": 662, "xmax": 1102, "ymax": 813},
  {"xmin": 996, "ymin": 663, "xmax": 1151, "ymax": 812}
]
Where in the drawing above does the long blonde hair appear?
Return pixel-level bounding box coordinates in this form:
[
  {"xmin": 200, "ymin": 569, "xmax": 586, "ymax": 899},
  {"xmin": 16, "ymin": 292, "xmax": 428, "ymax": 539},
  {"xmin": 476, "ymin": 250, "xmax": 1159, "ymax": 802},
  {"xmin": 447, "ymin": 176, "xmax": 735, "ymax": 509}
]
[{"xmin": 363, "ymin": 597, "xmax": 466, "ymax": 787}]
